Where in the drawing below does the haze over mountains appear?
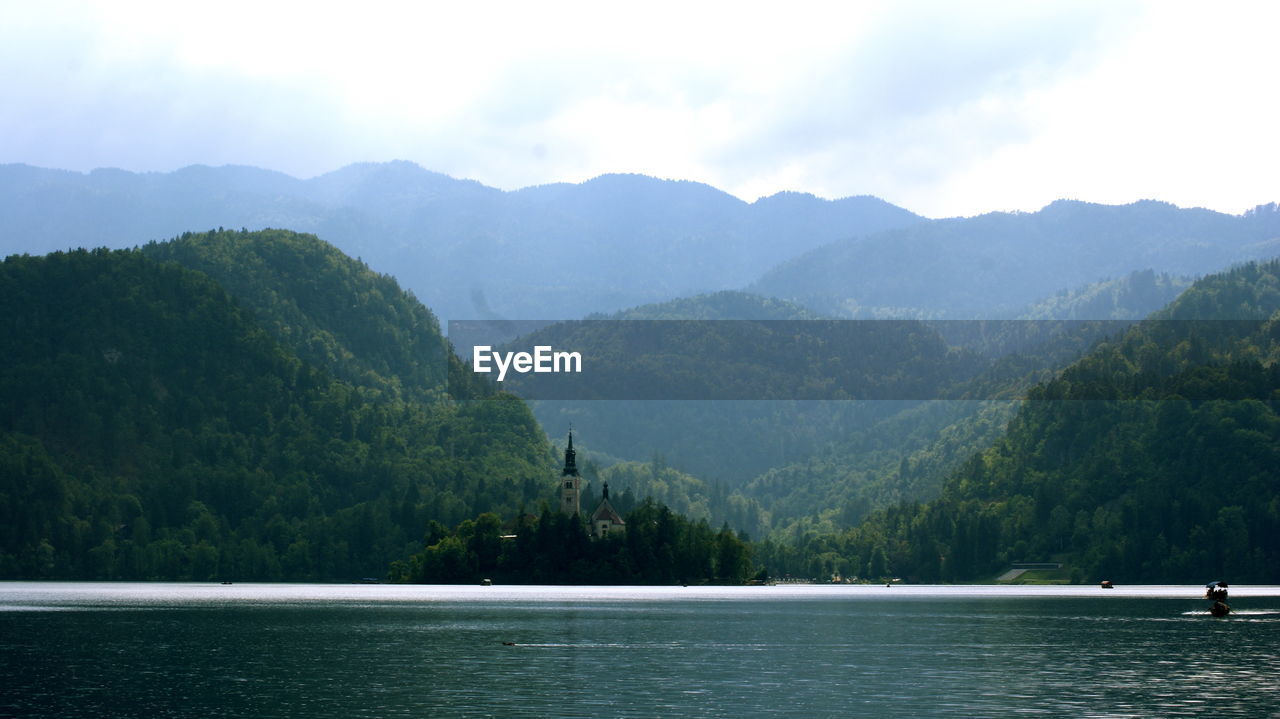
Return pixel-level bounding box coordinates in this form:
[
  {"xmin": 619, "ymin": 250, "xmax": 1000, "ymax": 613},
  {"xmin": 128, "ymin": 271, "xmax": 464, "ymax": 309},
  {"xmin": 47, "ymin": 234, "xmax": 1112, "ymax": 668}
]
[
  {"xmin": 753, "ymin": 200, "xmax": 1280, "ymax": 318},
  {"xmin": 9, "ymin": 161, "xmax": 1277, "ymax": 328},
  {"xmin": 0, "ymin": 162, "xmax": 920, "ymax": 324}
]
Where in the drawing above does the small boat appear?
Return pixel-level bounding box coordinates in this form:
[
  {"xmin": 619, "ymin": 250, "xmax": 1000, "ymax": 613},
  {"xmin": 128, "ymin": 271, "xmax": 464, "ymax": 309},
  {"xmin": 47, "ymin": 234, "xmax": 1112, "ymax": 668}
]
[
  {"xmin": 1204, "ymin": 581, "xmax": 1230, "ymax": 616},
  {"xmin": 1100, "ymin": 580, "xmax": 1114, "ymax": 589},
  {"xmin": 480, "ymin": 578, "xmax": 492, "ymax": 586},
  {"xmin": 1204, "ymin": 581, "xmax": 1228, "ymax": 601}
]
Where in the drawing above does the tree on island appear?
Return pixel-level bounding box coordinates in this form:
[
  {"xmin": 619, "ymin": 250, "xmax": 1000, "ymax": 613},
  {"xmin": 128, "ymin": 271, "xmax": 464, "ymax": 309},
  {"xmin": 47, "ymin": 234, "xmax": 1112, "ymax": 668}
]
[{"xmin": 392, "ymin": 500, "xmax": 757, "ymax": 585}]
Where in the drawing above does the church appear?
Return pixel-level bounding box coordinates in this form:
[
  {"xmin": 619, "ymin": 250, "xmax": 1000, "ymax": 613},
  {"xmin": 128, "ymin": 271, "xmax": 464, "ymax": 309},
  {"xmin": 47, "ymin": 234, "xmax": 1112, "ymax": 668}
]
[{"xmin": 559, "ymin": 431, "xmax": 625, "ymax": 538}]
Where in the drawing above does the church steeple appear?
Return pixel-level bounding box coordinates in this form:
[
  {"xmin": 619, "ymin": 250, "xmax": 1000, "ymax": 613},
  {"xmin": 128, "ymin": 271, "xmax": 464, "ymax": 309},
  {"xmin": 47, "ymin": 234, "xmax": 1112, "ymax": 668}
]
[
  {"xmin": 559, "ymin": 430, "xmax": 581, "ymax": 515},
  {"xmin": 562, "ymin": 430, "xmax": 578, "ymax": 477}
]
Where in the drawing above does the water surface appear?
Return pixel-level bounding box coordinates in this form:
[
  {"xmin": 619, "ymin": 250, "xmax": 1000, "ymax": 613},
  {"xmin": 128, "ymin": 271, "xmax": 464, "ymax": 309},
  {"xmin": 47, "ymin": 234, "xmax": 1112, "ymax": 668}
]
[{"xmin": 3, "ymin": 583, "xmax": 1277, "ymax": 717}]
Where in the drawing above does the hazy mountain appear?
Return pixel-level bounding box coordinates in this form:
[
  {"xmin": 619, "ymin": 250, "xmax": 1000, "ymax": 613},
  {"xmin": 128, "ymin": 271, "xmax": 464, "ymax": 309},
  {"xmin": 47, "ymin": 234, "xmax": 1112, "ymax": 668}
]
[
  {"xmin": 1017, "ymin": 269, "xmax": 1193, "ymax": 321},
  {"xmin": 506, "ymin": 291, "xmax": 978, "ymax": 478},
  {"xmin": 516, "ymin": 290, "xmax": 1165, "ymax": 540},
  {"xmin": 595, "ymin": 290, "xmax": 826, "ymax": 321},
  {"xmin": 751, "ymin": 200, "xmax": 1280, "ymax": 319},
  {"xmin": 0, "ymin": 161, "xmax": 923, "ymax": 324}
]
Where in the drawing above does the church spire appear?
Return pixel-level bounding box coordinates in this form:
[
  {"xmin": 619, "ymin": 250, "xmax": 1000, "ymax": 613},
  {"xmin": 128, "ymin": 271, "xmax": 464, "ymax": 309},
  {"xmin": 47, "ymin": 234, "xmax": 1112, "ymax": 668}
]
[
  {"xmin": 562, "ymin": 429, "xmax": 579, "ymax": 477},
  {"xmin": 559, "ymin": 429, "xmax": 581, "ymax": 515}
]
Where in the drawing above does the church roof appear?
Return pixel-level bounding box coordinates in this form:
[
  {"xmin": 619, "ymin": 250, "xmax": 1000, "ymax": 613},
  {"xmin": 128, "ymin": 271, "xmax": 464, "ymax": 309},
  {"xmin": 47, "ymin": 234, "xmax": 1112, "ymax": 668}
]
[{"xmin": 591, "ymin": 497, "xmax": 625, "ymax": 525}]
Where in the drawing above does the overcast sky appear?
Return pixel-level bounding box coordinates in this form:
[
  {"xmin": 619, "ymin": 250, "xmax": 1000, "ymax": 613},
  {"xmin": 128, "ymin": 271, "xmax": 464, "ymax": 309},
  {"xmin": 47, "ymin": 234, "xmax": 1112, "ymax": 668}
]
[{"xmin": 2, "ymin": 1, "xmax": 1277, "ymax": 217}]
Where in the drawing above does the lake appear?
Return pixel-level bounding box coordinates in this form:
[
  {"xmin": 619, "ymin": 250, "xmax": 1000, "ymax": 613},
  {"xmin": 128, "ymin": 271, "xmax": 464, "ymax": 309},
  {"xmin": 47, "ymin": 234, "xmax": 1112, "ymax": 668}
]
[{"xmin": 2, "ymin": 582, "xmax": 1278, "ymax": 717}]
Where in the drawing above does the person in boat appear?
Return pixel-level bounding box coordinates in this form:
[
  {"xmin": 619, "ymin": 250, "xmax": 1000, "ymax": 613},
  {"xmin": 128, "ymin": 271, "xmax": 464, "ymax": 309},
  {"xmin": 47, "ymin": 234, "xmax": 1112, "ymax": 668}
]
[
  {"xmin": 1204, "ymin": 581, "xmax": 1228, "ymax": 602},
  {"xmin": 1205, "ymin": 581, "xmax": 1230, "ymax": 616}
]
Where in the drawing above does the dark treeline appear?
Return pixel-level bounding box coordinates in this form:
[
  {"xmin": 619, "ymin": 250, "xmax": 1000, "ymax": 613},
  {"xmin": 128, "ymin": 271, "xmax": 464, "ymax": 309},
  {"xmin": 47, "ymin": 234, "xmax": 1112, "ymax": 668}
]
[{"xmin": 395, "ymin": 500, "xmax": 756, "ymax": 585}]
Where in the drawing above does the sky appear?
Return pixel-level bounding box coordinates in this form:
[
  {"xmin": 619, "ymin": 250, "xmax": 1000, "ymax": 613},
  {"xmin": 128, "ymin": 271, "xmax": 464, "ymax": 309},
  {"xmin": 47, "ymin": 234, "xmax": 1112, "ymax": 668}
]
[{"xmin": 2, "ymin": 0, "xmax": 1277, "ymax": 218}]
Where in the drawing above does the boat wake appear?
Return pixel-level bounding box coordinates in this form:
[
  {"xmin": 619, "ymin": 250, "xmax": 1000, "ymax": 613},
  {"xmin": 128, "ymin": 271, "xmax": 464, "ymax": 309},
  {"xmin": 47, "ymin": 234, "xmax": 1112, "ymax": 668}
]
[{"xmin": 1180, "ymin": 609, "xmax": 1280, "ymax": 617}]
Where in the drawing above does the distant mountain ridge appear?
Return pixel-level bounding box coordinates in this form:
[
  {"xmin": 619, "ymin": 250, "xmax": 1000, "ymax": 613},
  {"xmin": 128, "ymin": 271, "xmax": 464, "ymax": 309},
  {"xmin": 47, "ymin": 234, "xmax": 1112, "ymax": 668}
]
[
  {"xmin": 0, "ymin": 161, "xmax": 923, "ymax": 324},
  {"xmin": 751, "ymin": 200, "xmax": 1280, "ymax": 319},
  {"xmin": 8, "ymin": 161, "xmax": 1276, "ymax": 326}
]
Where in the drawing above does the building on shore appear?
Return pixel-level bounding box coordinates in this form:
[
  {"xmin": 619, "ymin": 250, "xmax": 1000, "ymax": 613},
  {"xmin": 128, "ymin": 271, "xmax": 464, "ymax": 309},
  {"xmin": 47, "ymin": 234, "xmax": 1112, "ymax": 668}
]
[
  {"xmin": 589, "ymin": 482, "xmax": 626, "ymax": 538},
  {"xmin": 558, "ymin": 430, "xmax": 625, "ymax": 538}
]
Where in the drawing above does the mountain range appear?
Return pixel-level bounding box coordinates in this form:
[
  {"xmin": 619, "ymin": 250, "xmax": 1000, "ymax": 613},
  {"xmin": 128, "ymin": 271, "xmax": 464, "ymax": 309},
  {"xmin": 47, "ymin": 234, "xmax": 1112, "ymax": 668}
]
[
  {"xmin": 2, "ymin": 161, "xmax": 1279, "ymax": 583},
  {"xmin": 752, "ymin": 200, "xmax": 1280, "ymax": 318},
  {"xmin": 12, "ymin": 161, "xmax": 1275, "ymax": 328},
  {"xmin": 0, "ymin": 162, "xmax": 921, "ymax": 324}
]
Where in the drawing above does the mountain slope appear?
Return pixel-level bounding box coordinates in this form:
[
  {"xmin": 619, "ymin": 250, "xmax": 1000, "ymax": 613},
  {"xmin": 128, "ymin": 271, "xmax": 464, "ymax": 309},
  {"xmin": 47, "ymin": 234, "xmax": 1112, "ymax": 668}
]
[
  {"xmin": 142, "ymin": 228, "xmax": 450, "ymax": 402},
  {"xmin": 506, "ymin": 291, "xmax": 987, "ymax": 481},
  {"xmin": 752, "ymin": 200, "xmax": 1280, "ymax": 319},
  {"xmin": 519, "ymin": 291, "xmax": 1150, "ymax": 540},
  {"xmin": 790, "ymin": 258, "xmax": 1280, "ymax": 583},
  {"xmin": 1018, "ymin": 269, "xmax": 1192, "ymax": 320},
  {"xmin": 0, "ymin": 240, "xmax": 552, "ymax": 581}
]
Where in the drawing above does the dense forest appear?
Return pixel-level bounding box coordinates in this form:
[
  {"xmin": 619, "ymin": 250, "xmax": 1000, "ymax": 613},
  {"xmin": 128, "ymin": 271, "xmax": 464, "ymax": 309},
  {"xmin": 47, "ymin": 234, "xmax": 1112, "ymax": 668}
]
[
  {"xmin": 5, "ymin": 227, "xmax": 1280, "ymax": 586},
  {"xmin": 141, "ymin": 229, "xmax": 452, "ymax": 403},
  {"xmin": 396, "ymin": 502, "xmax": 755, "ymax": 585},
  {"xmin": 764, "ymin": 260, "xmax": 1280, "ymax": 583},
  {"xmin": 497, "ymin": 314, "xmax": 986, "ymax": 402},
  {"xmin": 523, "ymin": 293, "xmax": 1148, "ymax": 541},
  {"xmin": 0, "ymin": 234, "xmax": 552, "ymax": 580}
]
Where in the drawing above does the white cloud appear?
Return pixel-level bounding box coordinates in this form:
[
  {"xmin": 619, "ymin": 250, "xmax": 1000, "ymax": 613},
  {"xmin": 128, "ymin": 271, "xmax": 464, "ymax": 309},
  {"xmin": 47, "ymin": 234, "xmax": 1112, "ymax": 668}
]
[
  {"xmin": 1, "ymin": 0, "xmax": 1275, "ymax": 217},
  {"xmin": 921, "ymin": 2, "xmax": 1280, "ymax": 216}
]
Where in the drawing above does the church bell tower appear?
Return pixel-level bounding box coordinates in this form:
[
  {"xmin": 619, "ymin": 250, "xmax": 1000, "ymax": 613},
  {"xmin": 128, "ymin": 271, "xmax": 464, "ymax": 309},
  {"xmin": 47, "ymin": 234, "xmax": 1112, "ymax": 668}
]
[{"xmin": 560, "ymin": 430, "xmax": 581, "ymax": 515}]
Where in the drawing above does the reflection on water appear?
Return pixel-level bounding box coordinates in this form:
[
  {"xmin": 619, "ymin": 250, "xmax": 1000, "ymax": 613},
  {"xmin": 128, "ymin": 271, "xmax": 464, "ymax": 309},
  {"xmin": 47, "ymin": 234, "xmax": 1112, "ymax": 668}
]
[{"xmin": 2, "ymin": 583, "xmax": 1279, "ymax": 718}]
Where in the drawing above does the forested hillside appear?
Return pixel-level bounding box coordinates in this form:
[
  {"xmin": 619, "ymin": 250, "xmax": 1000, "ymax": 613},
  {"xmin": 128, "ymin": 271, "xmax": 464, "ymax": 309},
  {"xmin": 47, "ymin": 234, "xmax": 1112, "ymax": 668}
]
[
  {"xmin": 397, "ymin": 502, "xmax": 755, "ymax": 585},
  {"xmin": 512, "ymin": 294, "xmax": 976, "ymax": 546},
  {"xmin": 142, "ymin": 229, "xmax": 451, "ymax": 402},
  {"xmin": 769, "ymin": 259, "xmax": 1280, "ymax": 583},
  {"xmin": 1019, "ymin": 269, "xmax": 1192, "ymax": 320},
  {"xmin": 0, "ymin": 236, "xmax": 553, "ymax": 580},
  {"xmin": 522, "ymin": 292, "xmax": 1140, "ymax": 542},
  {"xmin": 6, "ymin": 227, "xmax": 1277, "ymax": 585}
]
